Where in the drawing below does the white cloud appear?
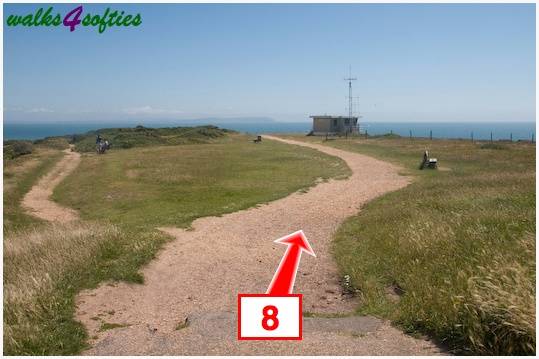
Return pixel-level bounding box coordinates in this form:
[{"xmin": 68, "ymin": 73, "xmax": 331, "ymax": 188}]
[
  {"xmin": 4, "ymin": 107, "xmax": 54, "ymax": 113},
  {"xmin": 26, "ymin": 107, "xmax": 54, "ymax": 113}
]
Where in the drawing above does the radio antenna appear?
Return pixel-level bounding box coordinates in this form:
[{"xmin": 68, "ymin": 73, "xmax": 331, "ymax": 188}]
[{"xmin": 344, "ymin": 65, "xmax": 357, "ymax": 119}]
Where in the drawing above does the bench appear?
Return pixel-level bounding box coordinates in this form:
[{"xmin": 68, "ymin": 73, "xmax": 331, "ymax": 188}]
[{"xmin": 420, "ymin": 150, "xmax": 437, "ymax": 170}]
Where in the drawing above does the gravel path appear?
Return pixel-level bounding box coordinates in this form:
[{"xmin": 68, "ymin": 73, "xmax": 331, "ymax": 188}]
[
  {"xmin": 22, "ymin": 147, "xmax": 80, "ymax": 223},
  {"xmin": 75, "ymin": 136, "xmax": 443, "ymax": 355}
]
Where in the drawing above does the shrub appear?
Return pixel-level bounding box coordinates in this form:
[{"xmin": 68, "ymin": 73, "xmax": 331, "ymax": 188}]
[{"xmin": 3, "ymin": 140, "xmax": 33, "ymax": 160}]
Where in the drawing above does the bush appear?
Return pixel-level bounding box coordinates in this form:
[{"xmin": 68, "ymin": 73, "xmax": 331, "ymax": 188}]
[{"xmin": 4, "ymin": 140, "xmax": 33, "ymax": 160}]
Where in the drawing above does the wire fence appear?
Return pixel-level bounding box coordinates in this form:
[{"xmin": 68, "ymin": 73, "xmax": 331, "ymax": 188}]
[{"xmin": 359, "ymin": 128, "xmax": 535, "ymax": 143}]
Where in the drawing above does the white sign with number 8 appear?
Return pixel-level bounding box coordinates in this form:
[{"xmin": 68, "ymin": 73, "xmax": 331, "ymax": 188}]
[{"xmin": 238, "ymin": 294, "xmax": 302, "ymax": 340}]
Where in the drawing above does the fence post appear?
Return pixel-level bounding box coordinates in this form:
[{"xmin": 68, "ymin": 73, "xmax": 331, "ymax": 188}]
[
  {"xmin": 510, "ymin": 133, "xmax": 513, "ymax": 142},
  {"xmin": 490, "ymin": 132, "xmax": 493, "ymax": 143},
  {"xmin": 430, "ymin": 130, "xmax": 432, "ymax": 140},
  {"xmin": 390, "ymin": 130, "xmax": 393, "ymax": 135},
  {"xmin": 532, "ymin": 133, "xmax": 535, "ymax": 143},
  {"xmin": 365, "ymin": 129, "xmax": 368, "ymax": 139},
  {"xmin": 471, "ymin": 131, "xmax": 474, "ymax": 143},
  {"xmin": 409, "ymin": 130, "xmax": 412, "ymax": 140}
]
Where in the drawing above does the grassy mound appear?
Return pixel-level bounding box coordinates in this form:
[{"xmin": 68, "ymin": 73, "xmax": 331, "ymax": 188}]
[
  {"xmin": 33, "ymin": 137, "xmax": 70, "ymax": 150},
  {"xmin": 70, "ymin": 125, "xmax": 232, "ymax": 152}
]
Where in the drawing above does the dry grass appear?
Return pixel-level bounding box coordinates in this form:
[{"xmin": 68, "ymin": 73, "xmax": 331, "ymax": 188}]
[
  {"xmin": 285, "ymin": 135, "xmax": 535, "ymax": 354},
  {"xmin": 3, "ymin": 222, "xmax": 122, "ymax": 354},
  {"xmin": 459, "ymin": 235, "xmax": 535, "ymax": 354}
]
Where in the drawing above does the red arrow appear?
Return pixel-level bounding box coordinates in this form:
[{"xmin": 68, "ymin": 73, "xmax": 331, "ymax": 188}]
[{"xmin": 267, "ymin": 230, "xmax": 316, "ymax": 295}]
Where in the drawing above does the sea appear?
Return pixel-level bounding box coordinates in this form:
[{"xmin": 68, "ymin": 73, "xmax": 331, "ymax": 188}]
[{"xmin": 3, "ymin": 121, "xmax": 536, "ymax": 142}]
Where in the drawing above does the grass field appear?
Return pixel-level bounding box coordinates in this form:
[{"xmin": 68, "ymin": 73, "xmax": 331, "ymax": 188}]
[
  {"xmin": 3, "ymin": 132, "xmax": 350, "ymax": 355},
  {"xmin": 54, "ymin": 134, "xmax": 350, "ymax": 229},
  {"xmin": 286, "ymin": 134, "xmax": 535, "ymax": 355}
]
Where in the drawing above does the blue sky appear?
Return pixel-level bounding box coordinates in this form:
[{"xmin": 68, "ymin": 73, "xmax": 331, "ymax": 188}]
[{"xmin": 3, "ymin": 3, "xmax": 536, "ymax": 123}]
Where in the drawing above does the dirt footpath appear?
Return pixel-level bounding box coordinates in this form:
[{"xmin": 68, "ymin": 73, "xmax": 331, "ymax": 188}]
[
  {"xmin": 22, "ymin": 147, "xmax": 80, "ymax": 223},
  {"xmin": 76, "ymin": 136, "xmax": 443, "ymax": 355}
]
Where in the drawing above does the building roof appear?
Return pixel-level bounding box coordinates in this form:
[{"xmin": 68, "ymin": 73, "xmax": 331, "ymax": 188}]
[{"xmin": 310, "ymin": 115, "xmax": 358, "ymax": 120}]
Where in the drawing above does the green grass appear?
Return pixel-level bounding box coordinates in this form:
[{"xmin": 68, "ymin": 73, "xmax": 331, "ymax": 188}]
[
  {"xmin": 54, "ymin": 134, "xmax": 350, "ymax": 230},
  {"xmin": 98, "ymin": 322, "xmax": 130, "ymax": 332},
  {"xmin": 4, "ymin": 131, "xmax": 350, "ymax": 355},
  {"xmin": 174, "ymin": 319, "xmax": 190, "ymax": 330},
  {"xmin": 303, "ymin": 311, "xmax": 351, "ymax": 318},
  {"xmin": 286, "ymin": 135, "xmax": 535, "ymax": 355}
]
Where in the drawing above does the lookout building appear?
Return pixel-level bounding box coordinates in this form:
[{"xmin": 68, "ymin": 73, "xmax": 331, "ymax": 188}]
[
  {"xmin": 309, "ymin": 67, "xmax": 361, "ymax": 136},
  {"xmin": 309, "ymin": 115, "xmax": 359, "ymax": 136}
]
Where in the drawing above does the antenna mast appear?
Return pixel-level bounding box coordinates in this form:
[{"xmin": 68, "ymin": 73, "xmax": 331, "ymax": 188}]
[{"xmin": 344, "ymin": 65, "xmax": 357, "ymax": 119}]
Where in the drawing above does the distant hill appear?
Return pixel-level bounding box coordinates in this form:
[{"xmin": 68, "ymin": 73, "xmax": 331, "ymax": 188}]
[
  {"xmin": 186, "ymin": 117, "xmax": 276, "ymax": 124},
  {"xmin": 121, "ymin": 117, "xmax": 277, "ymax": 126}
]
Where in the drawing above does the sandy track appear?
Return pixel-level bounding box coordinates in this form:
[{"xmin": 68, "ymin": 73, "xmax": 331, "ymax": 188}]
[
  {"xmin": 22, "ymin": 147, "xmax": 80, "ymax": 223},
  {"xmin": 76, "ymin": 137, "xmax": 443, "ymax": 355}
]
